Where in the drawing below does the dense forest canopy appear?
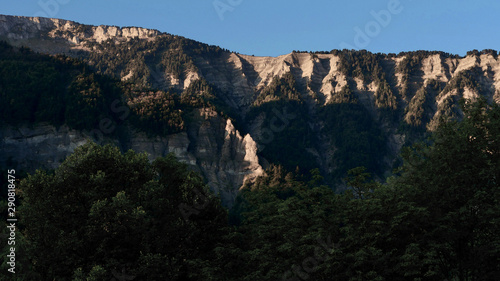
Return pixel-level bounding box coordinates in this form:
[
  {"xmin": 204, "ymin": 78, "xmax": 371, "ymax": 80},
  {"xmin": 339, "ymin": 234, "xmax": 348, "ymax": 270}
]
[{"xmin": 1, "ymin": 99, "xmax": 499, "ymax": 280}]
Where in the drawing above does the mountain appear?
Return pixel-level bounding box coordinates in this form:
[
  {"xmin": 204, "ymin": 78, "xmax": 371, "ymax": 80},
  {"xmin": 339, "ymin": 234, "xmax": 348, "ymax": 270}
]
[{"xmin": 1, "ymin": 15, "xmax": 499, "ymax": 206}]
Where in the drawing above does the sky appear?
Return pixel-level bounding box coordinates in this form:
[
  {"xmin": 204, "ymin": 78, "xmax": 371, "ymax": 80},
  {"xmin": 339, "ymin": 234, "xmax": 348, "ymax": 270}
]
[{"xmin": 1, "ymin": 0, "xmax": 499, "ymax": 57}]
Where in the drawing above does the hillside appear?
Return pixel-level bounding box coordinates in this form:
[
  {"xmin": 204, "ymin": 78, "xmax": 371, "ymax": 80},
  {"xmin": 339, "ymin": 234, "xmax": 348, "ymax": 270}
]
[{"xmin": 1, "ymin": 15, "xmax": 500, "ymax": 206}]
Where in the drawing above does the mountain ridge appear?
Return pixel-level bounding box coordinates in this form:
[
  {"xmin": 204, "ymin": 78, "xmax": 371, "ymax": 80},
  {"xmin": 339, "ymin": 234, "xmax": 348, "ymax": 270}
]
[{"xmin": 1, "ymin": 14, "xmax": 499, "ymax": 205}]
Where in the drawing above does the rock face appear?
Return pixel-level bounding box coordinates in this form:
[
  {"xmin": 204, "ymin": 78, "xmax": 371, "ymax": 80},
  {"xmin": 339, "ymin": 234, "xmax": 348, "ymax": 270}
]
[
  {"xmin": 0, "ymin": 125, "xmax": 89, "ymax": 171},
  {"xmin": 1, "ymin": 15, "xmax": 500, "ymax": 205},
  {"xmin": 0, "ymin": 15, "xmax": 264, "ymax": 207},
  {"xmin": 0, "ymin": 15, "xmax": 158, "ymax": 53},
  {"xmin": 185, "ymin": 112, "xmax": 263, "ymax": 206},
  {"xmin": 125, "ymin": 109, "xmax": 263, "ymax": 207},
  {"xmin": 1, "ymin": 15, "xmax": 499, "ymax": 105},
  {"xmin": 2, "ymin": 15, "xmax": 498, "ymax": 114},
  {"xmin": 0, "ymin": 110, "xmax": 262, "ymax": 208}
]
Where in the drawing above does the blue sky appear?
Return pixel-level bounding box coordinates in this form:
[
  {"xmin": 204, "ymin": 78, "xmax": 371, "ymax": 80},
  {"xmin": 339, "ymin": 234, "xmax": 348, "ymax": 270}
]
[{"xmin": 1, "ymin": 0, "xmax": 499, "ymax": 57}]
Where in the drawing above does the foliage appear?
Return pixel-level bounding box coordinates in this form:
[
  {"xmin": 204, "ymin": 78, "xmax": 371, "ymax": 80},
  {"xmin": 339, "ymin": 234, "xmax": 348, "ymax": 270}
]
[
  {"xmin": 395, "ymin": 51, "xmax": 428, "ymax": 98},
  {"xmin": 329, "ymin": 84, "xmax": 357, "ymax": 104},
  {"xmin": 421, "ymin": 68, "xmax": 485, "ymax": 132},
  {"xmin": 2, "ymin": 33, "xmax": 500, "ymax": 281},
  {"xmin": 5, "ymin": 99, "xmax": 500, "ymax": 280},
  {"xmin": 330, "ymin": 49, "xmax": 385, "ymax": 83},
  {"xmin": 391, "ymin": 98, "xmax": 500, "ymax": 280},
  {"xmin": 18, "ymin": 142, "xmax": 227, "ymax": 280},
  {"xmin": 439, "ymin": 68, "xmax": 482, "ymax": 99},
  {"xmin": 83, "ymin": 34, "xmax": 226, "ymax": 87},
  {"xmin": 127, "ymin": 90, "xmax": 185, "ymax": 135},
  {"xmin": 247, "ymin": 73, "xmax": 318, "ymax": 173},
  {"xmin": 65, "ymin": 72, "xmax": 125, "ymax": 130},
  {"xmin": 253, "ymin": 72, "xmax": 302, "ymax": 106},
  {"xmin": 330, "ymin": 49, "xmax": 398, "ymax": 111},
  {"xmin": 427, "ymin": 95, "xmax": 461, "ymax": 131},
  {"xmin": 180, "ymin": 78, "xmax": 236, "ymax": 118},
  {"xmin": 395, "ymin": 51, "xmax": 456, "ymax": 99},
  {"xmin": 0, "ymin": 41, "xmax": 232, "ymax": 139},
  {"xmin": 216, "ymin": 99, "xmax": 500, "ymax": 280},
  {"xmin": 0, "ymin": 41, "xmax": 125, "ymax": 133},
  {"xmin": 464, "ymin": 49, "xmax": 497, "ymax": 58},
  {"xmin": 0, "ymin": 41, "xmax": 76, "ymax": 126},
  {"xmin": 219, "ymin": 166, "xmax": 341, "ymax": 281},
  {"xmin": 318, "ymin": 102, "xmax": 387, "ymax": 180},
  {"xmin": 376, "ymin": 79, "xmax": 397, "ymax": 110},
  {"xmin": 405, "ymin": 84, "xmax": 434, "ymax": 127}
]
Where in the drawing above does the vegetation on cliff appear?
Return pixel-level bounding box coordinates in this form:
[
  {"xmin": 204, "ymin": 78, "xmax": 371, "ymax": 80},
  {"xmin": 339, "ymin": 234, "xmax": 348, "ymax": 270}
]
[
  {"xmin": 0, "ymin": 41, "xmax": 230, "ymax": 138},
  {"xmin": 2, "ymin": 99, "xmax": 499, "ymax": 280}
]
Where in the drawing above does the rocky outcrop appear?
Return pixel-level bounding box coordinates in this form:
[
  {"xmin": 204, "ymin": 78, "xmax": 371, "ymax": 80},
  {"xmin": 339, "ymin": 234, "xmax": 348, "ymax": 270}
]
[
  {"xmin": 0, "ymin": 124, "xmax": 89, "ymax": 171},
  {"xmin": 184, "ymin": 109, "xmax": 262, "ymax": 207},
  {"xmin": 0, "ymin": 111, "xmax": 262, "ymax": 208},
  {"xmin": 0, "ymin": 15, "xmax": 159, "ymax": 53},
  {"xmin": 125, "ymin": 113, "xmax": 263, "ymax": 208},
  {"xmin": 2, "ymin": 15, "xmax": 498, "ymax": 111}
]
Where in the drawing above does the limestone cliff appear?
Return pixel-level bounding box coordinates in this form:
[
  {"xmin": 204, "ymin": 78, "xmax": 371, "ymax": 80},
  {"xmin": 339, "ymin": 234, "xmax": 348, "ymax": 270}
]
[
  {"xmin": 0, "ymin": 15, "xmax": 158, "ymax": 51},
  {"xmin": 1, "ymin": 15, "xmax": 500, "ymax": 203},
  {"xmin": 0, "ymin": 109, "xmax": 262, "ymax": 208}
]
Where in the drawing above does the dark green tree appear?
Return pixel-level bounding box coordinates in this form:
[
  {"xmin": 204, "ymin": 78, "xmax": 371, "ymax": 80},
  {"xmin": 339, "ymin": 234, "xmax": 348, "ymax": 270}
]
[
  {"xmin": 216, "ymin": 166, "xmax": 341, "ymax": 281},
  {"xmin": 19, "ymin": 142, "xmax": 227, "ymax": 280},
  {"xmin": 391, "ymin": 98, "xmax": 500, "ymax": 280}
]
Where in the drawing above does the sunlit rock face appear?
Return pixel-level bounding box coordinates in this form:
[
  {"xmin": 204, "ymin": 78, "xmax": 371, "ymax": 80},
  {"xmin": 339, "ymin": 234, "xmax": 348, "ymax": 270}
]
[{"xmin": 0, "ymin": 110, "xmax": 262, "ymax": 208}]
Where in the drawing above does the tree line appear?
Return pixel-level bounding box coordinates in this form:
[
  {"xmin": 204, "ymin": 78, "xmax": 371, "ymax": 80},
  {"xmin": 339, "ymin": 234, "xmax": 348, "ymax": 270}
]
[{"xmin": 1, "ymin": 98, "xmax": 498, "ymax": 280}]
